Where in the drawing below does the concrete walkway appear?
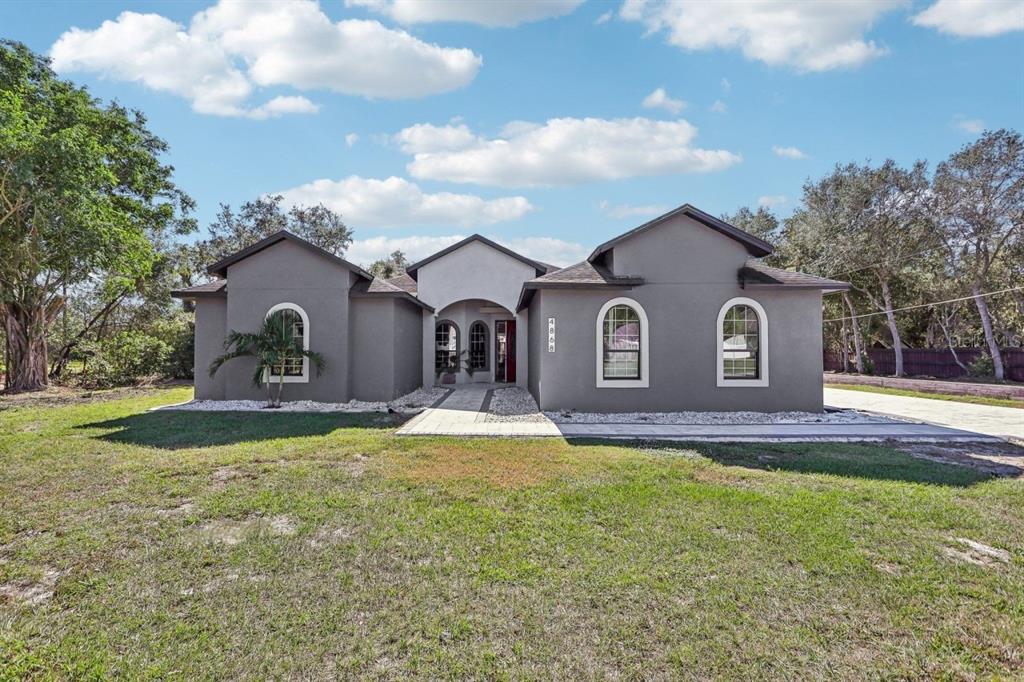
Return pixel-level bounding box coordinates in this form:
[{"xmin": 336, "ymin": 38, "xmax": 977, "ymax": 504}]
[
  {"xmin": 397, "ymin": 385, "xmax": 1008, "ymax": 442},
  {"xmin": 824, "ymin": 387, "xmax": 1023, "ymax": 443},
  {"xmin": 397, "ymin": 385, "xmax": 562, "ymax": 437}
]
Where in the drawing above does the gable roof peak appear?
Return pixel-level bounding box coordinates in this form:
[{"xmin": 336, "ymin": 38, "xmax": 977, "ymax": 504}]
[
  {"xmin": 587, "ymin": 202, "xmax": 774, "ymax": 263},
  {"xmin": 405, "ymin": 233, "xmax": 553, "ymax": 279},
  {"xmin": 206, "ymin": 229, "xmax": 372, "ymax": 280}
]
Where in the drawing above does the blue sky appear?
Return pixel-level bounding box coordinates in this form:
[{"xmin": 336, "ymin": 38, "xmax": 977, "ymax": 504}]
[{"xmin": 3, "ymin": 0, "xmax": 1022, "ymax": 266}]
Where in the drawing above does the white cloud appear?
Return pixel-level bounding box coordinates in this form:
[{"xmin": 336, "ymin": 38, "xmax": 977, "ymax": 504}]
[
  {"xmin": 50, "ymin": 1, "xmax": 481, "ymax": 117},
  {"xmin": 598, "ymin": 200, "xmax": 670, "ymax": 219},
  {"xmin": 346, "ymin": 0, "xmax": 583, "ymax": 27},
  {"xmin": 772, "ymin": 145, "xmax": 807, "ymax": 159},
  {"xmin": 642, "ymin": 87, "xmax": 687, "ymax": 114},
  {"xmin": 247, "ymin": 95, "xmax": 319, "ymax": 119},
  {"xmin": 953, "ymin": 115, "xmax": 985, "ymax": 134},
  {"xmin": 710, "ymin": 99, "xmax": 728, "ymax": 113},
  {"xmin": 400, "ymin": 116, "xmax": 741, "ymax": 187},
  {"xmin": 394, "ymin": 123, "xmax": 479, "ymax": 154},
  {"xmin": 619, "ymin": 0, "xmax": 904, "ymax": 71},
  {"xmin": 345, "ymin": 133, "xmax": 359, "ymax": 147},
  {"xmin": 497, "ymin": 236, "xmax": 589, "ymax": 266},
  {"xmin": 595, "ymin": 10, "xmax": 614, "ymax": 24},
  {"xmin": 913, "ymin": 0, "xmax": 1024, "ymax": 37},
  {"xmin": 757, "ymin": 195, "xmax": 787, "ymax": 208},
  {"xmin": 348, "ymin": 233, "xmax": 587, "ymax": 267},
  {"xmin": 276, "ymin": 176, "xmax": 533, "ymax": 228}
]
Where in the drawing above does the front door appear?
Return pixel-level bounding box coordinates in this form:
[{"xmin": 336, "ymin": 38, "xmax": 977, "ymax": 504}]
[{"xmin": 495, "ymin": 320, "xmax": 517, "ymax": 383}]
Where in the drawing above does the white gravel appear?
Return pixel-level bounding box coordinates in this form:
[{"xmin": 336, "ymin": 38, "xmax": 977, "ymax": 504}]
[
  {"xmin": 484, "ymin": 387, "xmax": 549, "ymax": 423},
  {"xmin": 545, "ymin": 408, "xmax": 898, "ymax": 425},
  {"xmin": 160, "ymin": 386, "xmax": 448, "ymax": 414}
]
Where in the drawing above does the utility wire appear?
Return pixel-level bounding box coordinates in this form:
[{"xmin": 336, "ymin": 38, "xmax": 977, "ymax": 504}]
[{"xmin": 822, "ymin": 286, "xmax": 1024, "ymax": 323}]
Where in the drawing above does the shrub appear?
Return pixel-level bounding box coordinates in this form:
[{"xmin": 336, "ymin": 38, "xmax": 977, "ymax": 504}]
[
  {"xmin": 81, "ymin": 331, "xmax": 171, "ymax": 387},
  {"xmin": 151, "ymin": 314, "xmax": 194, "ymax": 379},
  {"xmin": 968, "ymin": 354, "xmax": 994, "ymax": 378}
]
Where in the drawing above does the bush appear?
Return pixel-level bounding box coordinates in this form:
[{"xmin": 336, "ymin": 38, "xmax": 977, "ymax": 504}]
[
  {"xmin": 151, "ymin": 314, "xmax": 194, "ymax": 379},
  {"xmin": 81, "ymin": 331, "xmax": 171, "ymax": 387},
  {"xmin": 968, "ymin": 354, "xmax": 994, "ymax": 378},
  {"xmin": 861, "ymin": 354, "xmax": 874, "ymax": 375}
]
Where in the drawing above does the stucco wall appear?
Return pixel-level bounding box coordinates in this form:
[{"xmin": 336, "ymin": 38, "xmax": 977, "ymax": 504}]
[
  {"xmin": 219, "ymin": 239, "xmax": 352, "ymax": 402},
  {"xmin": 193, "ymin": 297, "xmax": 226, "ymax": 400},
  {"xmin": 535, "ymin": 216, "xmax": 824, "ymax": 412},
  {"xmin": 348, "ymin": 297, "xmax": 395, "ymax": 402},
  {"xmin": 527, "ymin": 296, "xmax": 542, "ymax": 401},
  {"xmin": 535, "ymin": 286, "xmax": 823, "ymax": 412},
  {"xmin": 392, "ymin": 299, "xmax": 424, "ymax": 398}
]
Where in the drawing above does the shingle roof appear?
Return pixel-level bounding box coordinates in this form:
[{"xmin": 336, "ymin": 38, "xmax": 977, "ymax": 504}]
[
  {"xmin": 588, "ymin": 203, "xmax": 774, "ymax": 262},
  {"xmin": 350, "ymin": 278, "xmax": 434, "ymax": 311},
  {"xmin": 516, "ymin": 261, "xmax": 644, "ymax": 310},
  {"xmin": 740, "ymin": 261, "xmax": 850, "ymax": 292},
  {"xmin": 170, "ymin": 280, "xmax": 226, "ymax": 299},
  {"xmin": 529, "ymin": 261, "xmax": 644, "ymax": 286},
  {"xmin": 386, "ymin": 272, "xmax": 417, "ymax": 295}
]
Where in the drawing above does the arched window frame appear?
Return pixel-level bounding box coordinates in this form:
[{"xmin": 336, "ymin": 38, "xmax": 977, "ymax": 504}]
[
  {"xmin": 264, "ymin": 302, "xmax": 310, "ymax": 384},
  {"xmin": 595, "ymin": 297, "xmax": 649, "ymax": 389},
  {"xmin": 435, "ymin": 319, "xmax": 460, "ymax": 372},
  {"xmin": 716, "ymin": 297, "xmax": 769, "ymax": 387},
  {"xmin": 468, "ymin": 320, "xmax": 489, "ymax": 371}
]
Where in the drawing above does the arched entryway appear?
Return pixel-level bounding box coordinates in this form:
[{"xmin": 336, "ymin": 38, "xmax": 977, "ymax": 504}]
[{"xmin": 429, "ymin": 298, "xmax": 517, "ymax": 386}]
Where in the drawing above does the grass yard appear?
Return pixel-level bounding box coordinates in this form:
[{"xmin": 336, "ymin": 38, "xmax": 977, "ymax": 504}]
[
  {"xmin": 826, "ymin": 382, "xmax": 1024, "ymax": 409},
  {"xmin": 1, "ymin": 388, "xmax": 1022, "ymax": 679}
]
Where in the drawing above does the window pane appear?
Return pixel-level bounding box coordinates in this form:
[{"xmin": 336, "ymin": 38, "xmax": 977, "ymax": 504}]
[
  {"xmin": 722, "ymin": 304, "xmax": 759, "ymax": 379},
  {"xmin": 469, "ymin": 322, "xmax": 487, "ymax": 370},
  {"xmin": 602, "ymin": 304, "xmax": 641, "ymax": 379},
  {"xmin": 435, "ymin": 322, "xmax": 458, "ymax": 371},
  {"xmin": 269, "ymin": 308, "xmax": 305, "ymax": 376}
]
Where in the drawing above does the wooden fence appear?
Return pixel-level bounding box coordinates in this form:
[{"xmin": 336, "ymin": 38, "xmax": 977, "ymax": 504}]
[{"xmin": 824, "ymin": 347, "xmax": 1024, "ymax": 382}]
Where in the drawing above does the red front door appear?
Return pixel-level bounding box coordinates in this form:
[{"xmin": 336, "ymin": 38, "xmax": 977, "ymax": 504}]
[{"xmin": 495, "ymin": 320, "xmax": 517, "ymax": 383}]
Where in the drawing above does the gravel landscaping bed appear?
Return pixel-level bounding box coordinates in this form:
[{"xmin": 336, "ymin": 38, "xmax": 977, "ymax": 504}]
[
  {"xmin": 484, "ymin": 387, "xmax": 551, "ymax": 423},
  {"xmin": 160, "ymin": 387, "xmax": 448, "ymax": 413},
  {"xmin": 546, "ymin": 407, "xmax": 899, "ymax": 425}
]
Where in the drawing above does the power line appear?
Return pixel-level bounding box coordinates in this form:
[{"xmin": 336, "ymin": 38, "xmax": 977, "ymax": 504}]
[{"xmin": 822, "ymin": 286, "xmax": 1024, "ymax": 323}]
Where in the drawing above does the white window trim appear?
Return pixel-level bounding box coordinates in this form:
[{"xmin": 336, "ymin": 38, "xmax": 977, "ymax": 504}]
[
  {"xmin": 716, "ymin": 297, "xmax": 768, "ymax": 388},
  {"xmin": 264, "ymin": 302, "xmax": 309, "ymax": 384},
  {"xmin": 596, "ymin": 297, "xmax": 649, "ymax": 389}
]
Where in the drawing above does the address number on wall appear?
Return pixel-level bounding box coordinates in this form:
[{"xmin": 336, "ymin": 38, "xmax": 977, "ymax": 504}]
[{"xmin": 547, "ymin": 317, "xmax": 556, "ymax": 352}]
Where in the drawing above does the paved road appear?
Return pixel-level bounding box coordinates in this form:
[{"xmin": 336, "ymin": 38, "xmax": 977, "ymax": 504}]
[{"xmin": 824, "ymin": 387, "xmax": 1023, "ymax": 442}]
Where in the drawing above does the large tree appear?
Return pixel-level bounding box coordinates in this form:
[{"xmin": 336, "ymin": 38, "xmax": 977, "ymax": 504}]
[
  {"xmin": 368, "ymin": 250, "xmax": 409, "ymax": 279},
  {"xmin": 184, "ymin": 195, "xmax": 353, "ymax": 285},
  {"xmin": 932, "ymin": 129, "xmax": 1023, "ymax": 381},
  {"xmin": 790, "ymin": 160, "xmax": 937, "ymax": 377},
  {"xmin": 0, "ymin": 41, "xmax": 194, "ymax": 391}
]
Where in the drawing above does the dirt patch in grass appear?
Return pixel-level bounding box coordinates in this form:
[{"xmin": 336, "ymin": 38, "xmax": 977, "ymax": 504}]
[
  {"xmin": 384, "ymin": 441, "xmax": 582, "ymax": 489},
  {"xmin": 0, "ymin": 383, "xmax": 187, "ymax": 411},
  {"xmin": 899, "ymin": 442, "xmax": 1024, "ymax": 478},
  {"xmin": 0, "ymin": 567, "xmax": 64, "ymax": 606},
  {"xmin": 195, "ymin": 515, "xmax": 298, "ymax": 546},
  {"xmin": 941, "ymin": 537, "xmax": 1012, "ymax": 567}
]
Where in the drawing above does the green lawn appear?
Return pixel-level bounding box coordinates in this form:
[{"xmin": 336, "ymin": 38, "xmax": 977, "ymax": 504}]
[
  {"xmin": 1, "ymin": 388, "xmax": 1022, "ymax": 679},
  {"xmin": 826, "ymin": 382, "xmax": 1024, "ymax": 409}
]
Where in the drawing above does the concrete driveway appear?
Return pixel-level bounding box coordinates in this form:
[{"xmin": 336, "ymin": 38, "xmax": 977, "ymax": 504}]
[{"xmin": 824, "ymin": 387, "xmax": 1023, "ymax": 443}]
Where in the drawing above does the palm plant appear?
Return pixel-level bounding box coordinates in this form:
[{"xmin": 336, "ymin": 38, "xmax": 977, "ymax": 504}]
[{"xmin": 209, "ymin": 310, "xmax": 325, "ymax": 408}]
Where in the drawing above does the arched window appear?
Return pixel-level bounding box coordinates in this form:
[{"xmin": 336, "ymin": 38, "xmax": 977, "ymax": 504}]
[
  {"xmin": 717, "ymin": 297, "xmax": 768, "ymax": 387},
  {"xmin": 469, "ymin": 321, "xmax": 488, "ymax": 370},
  {"xmin": 265, "ymin": 302, "xmax": 309, "ymax": 383},
  {"xmin": 596, "ymin": 297, "xmax": 649, "ymax": 388},
  {"xmin": 435, "ymin": 320, "xmax": 459, "ymax": 372}
]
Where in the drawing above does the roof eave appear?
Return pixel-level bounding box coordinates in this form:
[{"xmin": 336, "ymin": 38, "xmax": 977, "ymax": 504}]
[
  {"xmin": 349, "ymin": 289, "xmax": 434, "ymax": 312},
  {"xmin": 406, "ymin": 234, "xmax": 549, "ymax": 280},
  {"xmin": 206, "ymin": 231, "xmax": 372, "ymax": 281}
]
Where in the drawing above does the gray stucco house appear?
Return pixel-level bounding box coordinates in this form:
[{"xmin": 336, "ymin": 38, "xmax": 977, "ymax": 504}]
[{"xmin": 173, "ymin": 203, "xmax": 848, "ymax": 412}]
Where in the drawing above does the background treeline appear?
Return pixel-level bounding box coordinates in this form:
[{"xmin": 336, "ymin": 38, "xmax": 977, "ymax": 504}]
[
  {"xmin": 723, "ymin": 129, "xmax": 1023, "ymax": 381},
  {"xmin": 1, "ymin": 41, "xmax": 1021, "ymax": 391}
]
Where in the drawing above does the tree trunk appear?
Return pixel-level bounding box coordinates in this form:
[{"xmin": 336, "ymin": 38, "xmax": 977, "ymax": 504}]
[
  {"xmin": 972, "ymin": 283, "xmax": 1005, "ymax": 381},
  {"xmin": 841, "ymin": 315, "xmax": 850, "ymax": 373},
  {"xmin": 842, "ymin": 293, "xmax": 865, "ymax": 373},
  {"xmin": 276, "ymin": 365, "xmax": 285, "ymax": 407},
  {"xmin": 879, "ymin": 280, "xmax": 904, "ymax": 377},
  {"xmin": 2, "ymin": 304, "xmax": 50, "ymax": 392},
  {"xmin": 936, "ymin": 315, "xmax": 969, "ymax": 372}
]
